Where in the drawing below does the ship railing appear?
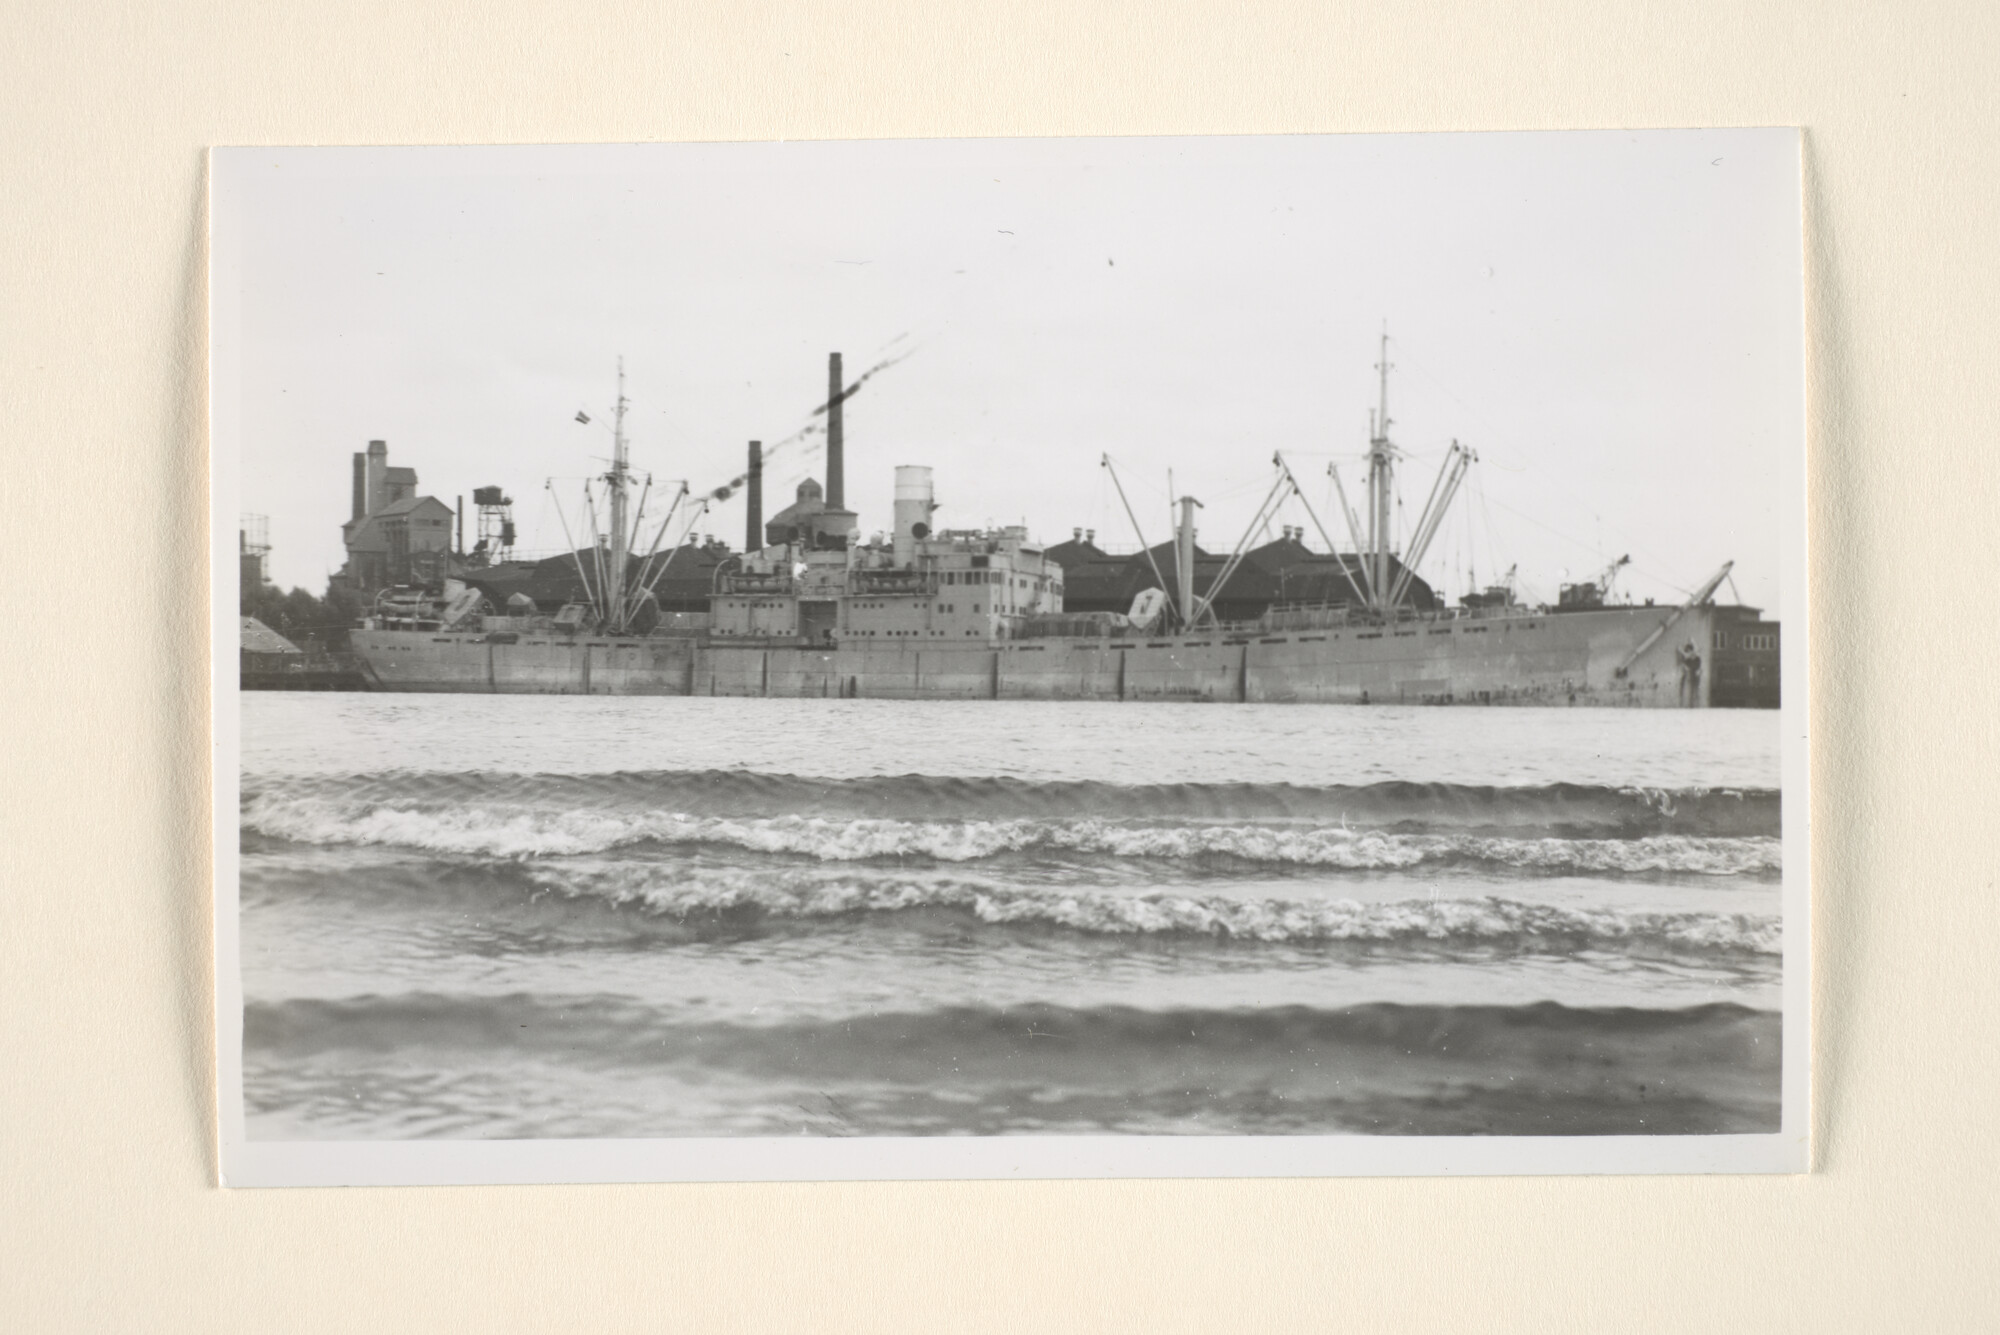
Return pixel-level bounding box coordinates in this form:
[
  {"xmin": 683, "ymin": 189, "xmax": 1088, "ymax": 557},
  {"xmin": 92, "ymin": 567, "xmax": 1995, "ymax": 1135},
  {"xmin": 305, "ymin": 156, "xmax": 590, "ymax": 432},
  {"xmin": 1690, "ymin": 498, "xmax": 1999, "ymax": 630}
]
[
  {"xmin": 1251, "ymin": 601, "xmax": 1362, "ymax": 633},
  {"xmin": 1454, "ymin": 602, "xmax": 1548, "ymax": 622},
  {"xmin": 1229, "ymin": 600, "xmax": 1531, "ymax": 634},
  {"xmin": 850, "ymin": 570, "xmax": 939, "ymax": 596},
  {"xmin": 1013, "ymin": 612, "xmax": 1131, "ymax": 639},
  {"xmin": 715, "ymin": 573, "xmax": 797, "ymax": 596},
  {"xmin": 464, "ymin": 611, "xmax": 711, "ymax": 638}
]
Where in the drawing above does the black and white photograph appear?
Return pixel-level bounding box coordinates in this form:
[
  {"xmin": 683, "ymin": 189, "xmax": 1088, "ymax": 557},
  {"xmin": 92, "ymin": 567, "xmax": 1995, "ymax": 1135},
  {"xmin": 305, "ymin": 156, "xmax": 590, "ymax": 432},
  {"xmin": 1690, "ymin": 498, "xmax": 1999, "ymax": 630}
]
[{"xmin": 212, "ymin": 130, "xmax": 1807, "ymax": 1183}]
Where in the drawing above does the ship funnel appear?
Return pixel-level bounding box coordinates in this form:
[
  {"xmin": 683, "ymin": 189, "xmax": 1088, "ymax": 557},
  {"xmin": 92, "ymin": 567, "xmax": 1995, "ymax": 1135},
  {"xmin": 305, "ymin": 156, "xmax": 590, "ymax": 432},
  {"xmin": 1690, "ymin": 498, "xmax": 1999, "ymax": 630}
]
[
  {"xmin": 745, "ymin": 440, "xmax": 763, "ymax": 553},
  {"xmin": 826, "ymin": 352, "xmax": 845, "ymax": 510},
  {"xmin": 893, "ymin": 465, "xmax": 935, "ymax": 565}
]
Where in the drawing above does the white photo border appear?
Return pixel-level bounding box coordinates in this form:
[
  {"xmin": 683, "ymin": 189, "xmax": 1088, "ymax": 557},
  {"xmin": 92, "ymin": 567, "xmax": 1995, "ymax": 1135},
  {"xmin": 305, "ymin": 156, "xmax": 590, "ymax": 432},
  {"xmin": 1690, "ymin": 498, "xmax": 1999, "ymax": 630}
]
[{"xmin": 210, "ymin": 131, "xmax": 1810, "ymax": 1185}]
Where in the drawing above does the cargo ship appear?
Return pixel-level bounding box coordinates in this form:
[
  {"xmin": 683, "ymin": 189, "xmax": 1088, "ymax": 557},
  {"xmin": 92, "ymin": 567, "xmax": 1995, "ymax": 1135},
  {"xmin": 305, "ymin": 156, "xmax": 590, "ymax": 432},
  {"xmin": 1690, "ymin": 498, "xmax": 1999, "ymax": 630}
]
[{"xmin": 346, "ymin": 345, "xmax": 1781, "ymax": 707}]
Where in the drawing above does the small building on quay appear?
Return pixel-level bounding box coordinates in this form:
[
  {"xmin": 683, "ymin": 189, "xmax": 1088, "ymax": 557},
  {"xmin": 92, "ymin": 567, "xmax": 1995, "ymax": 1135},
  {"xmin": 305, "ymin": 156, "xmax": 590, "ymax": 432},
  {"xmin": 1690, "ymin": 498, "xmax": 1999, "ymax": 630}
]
[
  {"xmin": 1708, "ymin": 607, "xmax": 1783, "ymax": 708},
  {"xmin": 240, "ymin": 615, "xmax": 304, "ymax": 677}
]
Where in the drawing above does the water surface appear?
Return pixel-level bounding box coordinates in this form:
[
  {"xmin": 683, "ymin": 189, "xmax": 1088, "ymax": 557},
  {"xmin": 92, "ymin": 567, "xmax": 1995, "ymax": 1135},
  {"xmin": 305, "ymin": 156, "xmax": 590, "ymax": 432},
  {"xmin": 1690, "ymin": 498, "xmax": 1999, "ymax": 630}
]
[{"xmin": 239, "ymin": 696, "xmax": 1782, "ymax": 1138}]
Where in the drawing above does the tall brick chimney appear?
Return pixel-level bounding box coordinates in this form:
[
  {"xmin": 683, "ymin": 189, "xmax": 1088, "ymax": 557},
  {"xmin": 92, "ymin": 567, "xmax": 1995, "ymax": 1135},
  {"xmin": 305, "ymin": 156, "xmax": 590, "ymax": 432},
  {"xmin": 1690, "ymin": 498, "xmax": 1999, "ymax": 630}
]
[
  {"xmin": 351, "ymin": 453, "xmax": 367, "ymax": 522},
  {"xmin": 825, "ymin": 352, "xmax": 844, "ymax": 510},
  {"xmin": 366, "ymin": 440, "xmax": 388, "ymax": 515}
]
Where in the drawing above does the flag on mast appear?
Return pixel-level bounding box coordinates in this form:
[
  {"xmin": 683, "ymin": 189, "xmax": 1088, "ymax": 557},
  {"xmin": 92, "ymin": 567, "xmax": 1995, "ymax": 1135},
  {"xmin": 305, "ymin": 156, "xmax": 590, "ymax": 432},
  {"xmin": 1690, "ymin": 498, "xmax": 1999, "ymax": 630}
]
[{"xmin": 574, "ymin": 410, "xmax": 591, "ymax": 424}]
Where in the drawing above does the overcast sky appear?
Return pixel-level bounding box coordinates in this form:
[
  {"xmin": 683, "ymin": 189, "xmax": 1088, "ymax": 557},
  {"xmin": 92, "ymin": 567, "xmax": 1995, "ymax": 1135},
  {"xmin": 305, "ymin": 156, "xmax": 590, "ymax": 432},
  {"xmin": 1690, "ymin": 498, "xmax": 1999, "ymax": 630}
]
[{"xmin": 218, "ymin": 130, "xmax": 1801, "ymax": 613}]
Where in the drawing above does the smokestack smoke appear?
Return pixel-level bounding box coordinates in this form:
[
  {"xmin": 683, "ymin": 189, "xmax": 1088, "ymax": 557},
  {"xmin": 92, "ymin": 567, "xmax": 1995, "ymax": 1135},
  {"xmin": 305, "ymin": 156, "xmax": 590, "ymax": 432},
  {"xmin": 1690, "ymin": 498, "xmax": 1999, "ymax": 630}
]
[
  {"xmin": 827, "ymin": 351, "xmax": 844, "ymax": 509},
  {"xmin": 700, "ymin": 345, "xmax": 916, "ymax": 505},
  {"xmin": 745, "ymin": 440, "xmax": 763, "ymax": 552}
]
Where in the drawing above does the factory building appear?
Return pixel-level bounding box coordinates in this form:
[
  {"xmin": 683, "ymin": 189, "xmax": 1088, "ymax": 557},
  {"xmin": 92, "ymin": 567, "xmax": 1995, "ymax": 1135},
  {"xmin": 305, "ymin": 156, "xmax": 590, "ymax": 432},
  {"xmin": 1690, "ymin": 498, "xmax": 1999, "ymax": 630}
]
[{"xmin": 332, "ymin": 440, "xmax": 456, "ymax": 596}]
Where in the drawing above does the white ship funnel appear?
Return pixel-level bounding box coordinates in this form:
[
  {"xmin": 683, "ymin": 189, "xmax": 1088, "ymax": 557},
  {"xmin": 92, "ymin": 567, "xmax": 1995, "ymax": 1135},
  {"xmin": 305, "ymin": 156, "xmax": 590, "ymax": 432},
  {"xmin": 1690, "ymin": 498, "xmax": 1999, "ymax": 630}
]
[{"xmin": 893, "ymin": 465, "xmax": 935, "ymax": 564}]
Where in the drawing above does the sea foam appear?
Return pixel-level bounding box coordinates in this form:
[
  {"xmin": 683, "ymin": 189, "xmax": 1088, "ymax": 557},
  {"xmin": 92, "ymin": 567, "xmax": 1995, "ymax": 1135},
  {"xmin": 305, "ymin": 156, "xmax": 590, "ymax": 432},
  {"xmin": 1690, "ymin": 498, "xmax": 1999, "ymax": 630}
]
[{"xmin": 242, "ymin": 790, "xmax": 1780, "ymax": 877}]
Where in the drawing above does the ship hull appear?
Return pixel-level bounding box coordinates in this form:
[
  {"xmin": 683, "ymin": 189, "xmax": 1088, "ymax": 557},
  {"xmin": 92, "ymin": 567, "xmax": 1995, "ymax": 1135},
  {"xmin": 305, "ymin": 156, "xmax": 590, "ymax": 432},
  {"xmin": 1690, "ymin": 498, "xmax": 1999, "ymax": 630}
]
[{"xmin": 350, "ymin": 605, "xmax": 1745, "ymax": 706}]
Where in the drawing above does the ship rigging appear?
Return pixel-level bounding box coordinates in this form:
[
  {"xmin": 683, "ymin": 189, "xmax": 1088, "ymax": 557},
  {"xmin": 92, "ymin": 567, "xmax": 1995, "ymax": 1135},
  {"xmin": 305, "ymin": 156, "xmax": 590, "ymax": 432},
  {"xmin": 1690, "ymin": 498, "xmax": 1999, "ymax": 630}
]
[
  {"xmin": 344, "ymin": 339, "xmax": 1777, "ymax": 708},
  {"xmin": 548, "ymin": 358, "xmax": 705, "ymax": 635},
  {"xmin": 1101, "ymin": 325, "xmax": 1481, "ymax": 632}
]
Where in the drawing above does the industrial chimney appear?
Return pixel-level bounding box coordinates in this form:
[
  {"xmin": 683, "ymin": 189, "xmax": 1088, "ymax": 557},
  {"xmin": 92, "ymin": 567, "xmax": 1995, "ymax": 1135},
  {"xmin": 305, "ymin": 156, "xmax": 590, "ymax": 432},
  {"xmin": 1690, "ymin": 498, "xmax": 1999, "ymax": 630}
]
[
  {"xmin": 366, "ymin": 440, "xmax": 388, "ymax": 515},
  {"xmin": 826, "ymin": 352, "xmax": 844, "ymax": 510},
  {"xmin": 745, "ymin": 440, "xmax": 763, "ymax": 553},
  {"xmin": 351, "ymin": 453, "xmax": 367, "ymax": 522}
]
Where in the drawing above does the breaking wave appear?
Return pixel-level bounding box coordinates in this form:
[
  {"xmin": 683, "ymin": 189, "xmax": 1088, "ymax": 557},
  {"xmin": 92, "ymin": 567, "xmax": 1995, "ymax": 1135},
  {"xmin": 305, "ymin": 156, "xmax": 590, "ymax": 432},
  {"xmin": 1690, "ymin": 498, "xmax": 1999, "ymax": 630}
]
[
  {"xmin": 545, "ymin": 870, "xmax": 1776, "ymax": 953},
  {"xmin": 244, "ymin": 856, "xmax": 1780, "ymax": 955},
  {"xmin": 241, "ymin": 770, "xmax": 1779, "ymax": 878},
  {"xmin": 243, "ymin": 770, "xmax": 1780, "ymax": 836},
  {"xmin": 242, "ymin": 799, "xmax": 1778, "ymax": 875}
]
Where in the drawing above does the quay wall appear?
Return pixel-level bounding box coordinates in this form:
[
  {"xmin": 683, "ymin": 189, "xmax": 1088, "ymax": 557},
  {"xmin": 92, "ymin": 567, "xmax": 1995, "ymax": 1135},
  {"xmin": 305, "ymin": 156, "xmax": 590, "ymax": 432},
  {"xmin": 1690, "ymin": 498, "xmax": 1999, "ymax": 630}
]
[{"xmin": 357, "ymin": 633, "xmax": 697, "ymax": 695}]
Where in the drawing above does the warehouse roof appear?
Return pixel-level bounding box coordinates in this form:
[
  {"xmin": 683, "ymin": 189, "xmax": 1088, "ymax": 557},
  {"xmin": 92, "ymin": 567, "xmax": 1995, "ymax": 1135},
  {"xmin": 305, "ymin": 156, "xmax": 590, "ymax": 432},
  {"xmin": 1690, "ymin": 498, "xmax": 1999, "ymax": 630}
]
[{"xmin": 240, "ymin": 616, "xmax": 302, "ymax": 656}]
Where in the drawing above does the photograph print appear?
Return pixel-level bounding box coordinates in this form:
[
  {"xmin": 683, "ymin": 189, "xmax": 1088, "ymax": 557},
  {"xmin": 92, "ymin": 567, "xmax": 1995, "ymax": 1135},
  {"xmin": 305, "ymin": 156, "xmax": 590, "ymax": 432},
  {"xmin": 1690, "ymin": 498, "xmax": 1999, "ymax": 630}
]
[{"xmin": 213, "ymin": 129, "xmax": 1807, "ymax": 1184}]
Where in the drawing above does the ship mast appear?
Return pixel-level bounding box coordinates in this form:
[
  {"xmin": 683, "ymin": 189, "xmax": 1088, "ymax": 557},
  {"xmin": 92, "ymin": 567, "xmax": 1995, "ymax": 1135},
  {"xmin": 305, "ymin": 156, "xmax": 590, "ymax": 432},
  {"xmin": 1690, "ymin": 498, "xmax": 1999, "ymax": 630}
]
[
  {"xmin": 1367, "ymin": 324, "xmax": 1394, "ymax": 612},
  {"xmin": 606, "ymin": 357, "xmax": 630, "ymax": 631},
  {"xmin": 1175, "ymin": 494, "xmax": 1202, "ymax": 627}
]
